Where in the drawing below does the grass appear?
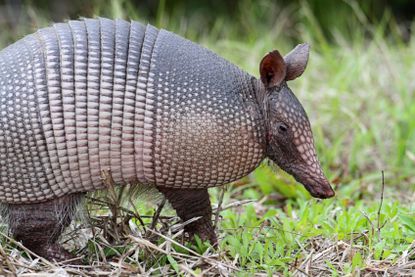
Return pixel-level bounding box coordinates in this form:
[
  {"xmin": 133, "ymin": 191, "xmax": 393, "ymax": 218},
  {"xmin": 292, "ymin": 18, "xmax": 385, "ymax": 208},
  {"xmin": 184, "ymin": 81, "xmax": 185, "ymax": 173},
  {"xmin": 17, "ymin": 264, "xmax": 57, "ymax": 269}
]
[{"xmin": 0, "ymin": 0, "xmax": 415, "ymax": 276}]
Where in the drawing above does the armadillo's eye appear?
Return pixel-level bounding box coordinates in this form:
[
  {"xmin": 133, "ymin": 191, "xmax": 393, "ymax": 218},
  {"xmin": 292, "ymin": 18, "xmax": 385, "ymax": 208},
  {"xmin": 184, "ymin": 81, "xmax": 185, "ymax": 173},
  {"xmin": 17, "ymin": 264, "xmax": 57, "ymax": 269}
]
[{"xmin": 278, "ymin": 123, "xmax": 289, "ymax": 133}]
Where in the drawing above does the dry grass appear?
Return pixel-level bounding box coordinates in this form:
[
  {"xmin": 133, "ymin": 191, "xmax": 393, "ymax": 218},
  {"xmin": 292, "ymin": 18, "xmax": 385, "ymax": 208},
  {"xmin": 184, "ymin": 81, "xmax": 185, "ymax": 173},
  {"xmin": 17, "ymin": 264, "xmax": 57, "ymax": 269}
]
[
  {"xmin": 0, "ymin": 193, "xmax": 241, "ymax": 276},
  {"xmin": 0, "ymin": 183, "xmax": 413, "ymax": 276},
  {"xmin": 291, "ymin": 236, "xmax": 415, "ymax": 276},
  {"xmin": 1, "ymin": 220, "xmax": 414, "ymax": 276}
]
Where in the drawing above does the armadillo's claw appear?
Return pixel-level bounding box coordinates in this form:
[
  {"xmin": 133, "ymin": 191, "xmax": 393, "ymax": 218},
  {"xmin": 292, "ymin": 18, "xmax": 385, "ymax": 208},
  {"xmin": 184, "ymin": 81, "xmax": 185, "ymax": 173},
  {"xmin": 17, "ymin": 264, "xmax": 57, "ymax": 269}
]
[
  {"xmin": 184, "ymin": 217, "xmax": 218, "ymax": 248},
  {"xmin": 41, "ymin": 244, "xmax": 82, "ymax": 264}
]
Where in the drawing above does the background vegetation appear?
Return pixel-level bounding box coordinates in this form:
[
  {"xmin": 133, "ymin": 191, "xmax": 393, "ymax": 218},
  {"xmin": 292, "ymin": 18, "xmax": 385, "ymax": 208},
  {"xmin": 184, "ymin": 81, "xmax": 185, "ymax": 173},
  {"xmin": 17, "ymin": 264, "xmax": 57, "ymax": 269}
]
[{"xmin": 0, "ymin": 0, "xmax": 414, "ymax": 276}]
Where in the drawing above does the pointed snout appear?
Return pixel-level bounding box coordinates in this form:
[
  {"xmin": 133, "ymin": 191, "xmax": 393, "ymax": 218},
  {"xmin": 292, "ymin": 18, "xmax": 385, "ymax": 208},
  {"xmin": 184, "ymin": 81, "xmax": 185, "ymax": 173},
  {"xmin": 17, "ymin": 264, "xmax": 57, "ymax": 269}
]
[
  {"xmin": 299, "ymin": 176, "xmax": 335, "ymax": 199},
  {"xmin": 292, "ymin": 170, "xmax": 335, "ymax": 199}
]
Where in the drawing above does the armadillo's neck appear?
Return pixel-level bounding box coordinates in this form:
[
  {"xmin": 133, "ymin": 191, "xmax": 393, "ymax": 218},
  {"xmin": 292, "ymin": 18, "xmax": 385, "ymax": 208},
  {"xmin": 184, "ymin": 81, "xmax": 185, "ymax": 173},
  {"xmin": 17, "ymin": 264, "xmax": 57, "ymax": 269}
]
[{"xmin": 251, "ymin": 78, "xmax": 268, "ymax": 112}]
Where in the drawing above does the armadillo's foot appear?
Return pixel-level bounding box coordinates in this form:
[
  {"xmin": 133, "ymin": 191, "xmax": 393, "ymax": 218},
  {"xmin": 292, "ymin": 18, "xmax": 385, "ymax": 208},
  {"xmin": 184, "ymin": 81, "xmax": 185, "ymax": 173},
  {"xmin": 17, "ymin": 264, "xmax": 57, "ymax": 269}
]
[
  {"xmin": 185, "ymin": 216, "xmax": 218, "ymax": 247},
  {"xmin": 157, "ymin": 187, "xmax": 218, "ymax": 247},
  {"xmin": 35, "ymin": 243, "xmax": 79, "ymax": 263},
  {"xmin": 7, "ymin": 193, "xmax": 83, "ymax": 263}
]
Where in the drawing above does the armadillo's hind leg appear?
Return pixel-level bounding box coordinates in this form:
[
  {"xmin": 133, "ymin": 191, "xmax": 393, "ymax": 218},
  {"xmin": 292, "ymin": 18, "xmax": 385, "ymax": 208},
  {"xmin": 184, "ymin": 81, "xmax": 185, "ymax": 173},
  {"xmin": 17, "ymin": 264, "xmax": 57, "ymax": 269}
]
[
  {"xmin": 157, "ymin": 187, "xmax": 217, "ymax": 246},
  {"xmin": 7, "ymin": 193, "xmax": 84, "ymax": 262}
]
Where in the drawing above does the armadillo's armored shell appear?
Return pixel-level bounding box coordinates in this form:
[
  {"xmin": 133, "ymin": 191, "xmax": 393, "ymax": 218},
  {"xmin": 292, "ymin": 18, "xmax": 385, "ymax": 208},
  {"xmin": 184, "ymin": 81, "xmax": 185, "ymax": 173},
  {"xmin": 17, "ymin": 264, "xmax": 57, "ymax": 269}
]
[{"xmin": 0, "ymin": 18, "xmax": 266, "ymax": 204}]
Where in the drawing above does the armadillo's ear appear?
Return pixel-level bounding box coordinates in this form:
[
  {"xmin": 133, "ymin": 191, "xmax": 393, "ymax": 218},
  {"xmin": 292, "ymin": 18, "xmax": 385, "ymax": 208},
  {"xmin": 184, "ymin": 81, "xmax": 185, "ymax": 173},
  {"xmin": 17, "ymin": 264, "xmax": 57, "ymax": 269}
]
[
  {"xmin": 284, "ymin": 43, "xmax": 310, "ymax": 81},
  {"xmin": 259, "ymin": 50, "xmax": 287, "ymax": 89}
]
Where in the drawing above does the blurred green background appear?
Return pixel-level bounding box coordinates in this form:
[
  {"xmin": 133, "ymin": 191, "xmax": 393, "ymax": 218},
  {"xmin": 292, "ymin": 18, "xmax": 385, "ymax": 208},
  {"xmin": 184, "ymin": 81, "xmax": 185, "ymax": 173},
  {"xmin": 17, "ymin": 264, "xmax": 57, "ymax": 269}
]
[
  {"xmin": 0, "ymin": 0, "xmax": 414, "ymax": 274},
  {"xmin": 1, "ymin": 0, "xmax": 415, "ymax": 45}
]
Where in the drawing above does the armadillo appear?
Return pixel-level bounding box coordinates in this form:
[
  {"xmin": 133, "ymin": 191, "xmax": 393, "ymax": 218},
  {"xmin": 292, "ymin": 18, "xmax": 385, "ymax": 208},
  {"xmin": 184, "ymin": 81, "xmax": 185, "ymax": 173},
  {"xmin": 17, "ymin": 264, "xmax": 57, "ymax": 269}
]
[{"xmin": 0, "ymin": 18, "xmax": 334, "ymax": 261}]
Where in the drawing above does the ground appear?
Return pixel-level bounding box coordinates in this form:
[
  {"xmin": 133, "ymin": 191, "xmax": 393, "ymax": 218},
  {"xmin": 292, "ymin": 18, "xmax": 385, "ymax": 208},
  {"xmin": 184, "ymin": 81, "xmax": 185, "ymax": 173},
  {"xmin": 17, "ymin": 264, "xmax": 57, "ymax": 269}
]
[{"xmin": 0, "ymin": 1, "xmax": 414, "ymax": 276}]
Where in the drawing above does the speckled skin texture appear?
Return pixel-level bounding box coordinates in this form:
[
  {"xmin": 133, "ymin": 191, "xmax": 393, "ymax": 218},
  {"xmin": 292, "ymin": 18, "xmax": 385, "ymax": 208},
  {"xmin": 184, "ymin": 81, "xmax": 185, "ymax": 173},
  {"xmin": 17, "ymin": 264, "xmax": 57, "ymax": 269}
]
[
  {"xmin": 152, "ymin": 30, "xmax": 265, "ymax": 187},
  {"xmin": 0, "ymin": 19, "xmax": 265, "ymax": 204}
]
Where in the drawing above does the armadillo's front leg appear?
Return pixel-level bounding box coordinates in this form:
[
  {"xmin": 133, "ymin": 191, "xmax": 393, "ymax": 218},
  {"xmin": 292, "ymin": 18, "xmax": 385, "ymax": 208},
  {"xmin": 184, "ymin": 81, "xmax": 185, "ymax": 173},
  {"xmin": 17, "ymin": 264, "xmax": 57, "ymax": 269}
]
[
  {"xmin": 7, "ymin": 194, "xmax": 83, "ymax": 262},
  {"xmin": 157, "ymin": 187, "xmax": 217, "ymax": 246}
]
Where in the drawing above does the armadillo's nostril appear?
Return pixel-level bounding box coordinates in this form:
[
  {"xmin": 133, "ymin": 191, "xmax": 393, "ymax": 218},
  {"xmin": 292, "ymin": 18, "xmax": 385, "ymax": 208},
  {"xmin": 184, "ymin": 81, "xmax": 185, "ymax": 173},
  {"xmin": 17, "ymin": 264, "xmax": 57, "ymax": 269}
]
[
  {"xmin": 297, "ymin": 174, "xmax": 335, "ymax": 199},
  {"xmin": 321, "ymin": 186, "xmax": 335, "ymax": 198}
]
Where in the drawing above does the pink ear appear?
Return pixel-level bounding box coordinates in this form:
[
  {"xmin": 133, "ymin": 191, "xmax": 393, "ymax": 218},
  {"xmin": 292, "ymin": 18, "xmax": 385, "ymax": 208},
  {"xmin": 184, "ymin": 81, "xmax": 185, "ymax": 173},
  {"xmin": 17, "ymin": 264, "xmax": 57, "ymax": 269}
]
[
  {"xmin": 259, "ymin": 50, "xmax": 287, "ymax": 89},
  {"xmin": 284, "ymin": 43, "xmax": 310, "ymax": 81}
]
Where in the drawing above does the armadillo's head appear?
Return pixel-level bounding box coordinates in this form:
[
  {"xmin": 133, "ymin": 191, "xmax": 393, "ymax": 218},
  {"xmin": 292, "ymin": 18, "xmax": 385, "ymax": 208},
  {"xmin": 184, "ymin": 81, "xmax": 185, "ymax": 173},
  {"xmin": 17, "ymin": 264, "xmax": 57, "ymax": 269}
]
[{"xmin": 259, "ymin": 44, "xmax": 335, "ymax": 199}]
